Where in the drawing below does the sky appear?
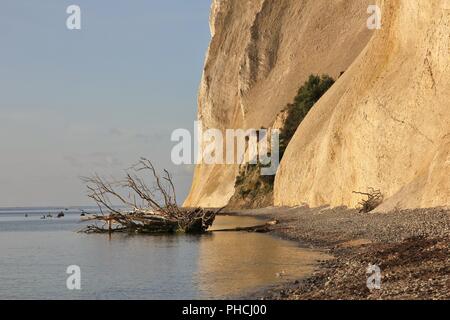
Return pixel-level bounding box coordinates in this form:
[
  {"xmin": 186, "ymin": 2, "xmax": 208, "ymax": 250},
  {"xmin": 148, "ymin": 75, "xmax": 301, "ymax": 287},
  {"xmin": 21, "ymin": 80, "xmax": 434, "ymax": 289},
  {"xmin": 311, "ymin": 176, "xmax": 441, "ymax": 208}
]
[{"xmin": 0, "ymin": 0, "xmax": 212, "ymax": 207}]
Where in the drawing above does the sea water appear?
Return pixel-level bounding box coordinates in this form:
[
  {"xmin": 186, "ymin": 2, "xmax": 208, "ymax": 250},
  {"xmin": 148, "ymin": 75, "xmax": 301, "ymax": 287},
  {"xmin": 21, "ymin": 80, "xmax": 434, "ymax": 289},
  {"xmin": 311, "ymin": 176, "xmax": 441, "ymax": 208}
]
[{"xmin": 0, "ymin": 207, "xmax": 327, "ymax": 299}]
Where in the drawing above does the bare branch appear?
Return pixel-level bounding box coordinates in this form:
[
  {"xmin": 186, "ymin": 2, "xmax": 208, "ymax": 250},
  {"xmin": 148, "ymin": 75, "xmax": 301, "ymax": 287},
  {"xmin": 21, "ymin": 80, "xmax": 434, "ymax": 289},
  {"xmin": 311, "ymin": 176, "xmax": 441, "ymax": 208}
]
[
  {"xmin": 80, "ymin": 158, "xmax": 217, "ymax": 234},
  {"xmin": 353, "ymin": 188, "xmax": 383, "ymax": 213}
]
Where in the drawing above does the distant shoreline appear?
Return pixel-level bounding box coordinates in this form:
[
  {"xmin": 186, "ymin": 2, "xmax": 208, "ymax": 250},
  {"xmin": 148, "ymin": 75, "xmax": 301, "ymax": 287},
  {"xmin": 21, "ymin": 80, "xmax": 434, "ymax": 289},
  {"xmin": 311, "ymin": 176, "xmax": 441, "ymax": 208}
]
[
  {"xmin": 224, "ymin": 206, "xmax": 450, "ymax": 300},
  {"xmin": 0, "ymin": 206, "xmax": 126, "ymax": 214},
  {"xmin": 0, "ymin": 206, "xmax": 98, "ymax": 211}
]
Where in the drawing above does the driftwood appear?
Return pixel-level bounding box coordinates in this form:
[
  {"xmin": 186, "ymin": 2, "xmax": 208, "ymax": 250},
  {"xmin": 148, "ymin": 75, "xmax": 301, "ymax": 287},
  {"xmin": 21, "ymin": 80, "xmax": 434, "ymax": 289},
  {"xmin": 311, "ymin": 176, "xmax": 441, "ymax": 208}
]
[
  {"xmin": 353, "ymin": 188, "xmax": 383, "ymax": 213},
  {"xmin": 79, "ymin": 158, "xmax": 221, "ymax": 234},
  {"xmin": 212, "ymin": 220, "xmax": 278, "ymax": 233}
]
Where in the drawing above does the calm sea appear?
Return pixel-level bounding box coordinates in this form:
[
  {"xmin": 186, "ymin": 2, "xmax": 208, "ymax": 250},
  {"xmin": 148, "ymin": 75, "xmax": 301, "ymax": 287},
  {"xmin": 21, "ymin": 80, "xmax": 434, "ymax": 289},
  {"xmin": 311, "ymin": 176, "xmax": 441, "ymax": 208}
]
[{"xmin": 0, "ymin": 207, "xmax": 327, "ymax": 299}]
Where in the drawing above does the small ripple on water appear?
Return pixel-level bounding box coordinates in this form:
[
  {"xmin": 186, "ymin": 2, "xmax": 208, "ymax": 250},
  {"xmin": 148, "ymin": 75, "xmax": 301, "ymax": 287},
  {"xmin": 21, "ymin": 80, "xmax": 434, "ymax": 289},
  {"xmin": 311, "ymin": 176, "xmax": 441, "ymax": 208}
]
[{"xmin": 0, "ymin": 212, "xmax": 330, "ymax": 299}]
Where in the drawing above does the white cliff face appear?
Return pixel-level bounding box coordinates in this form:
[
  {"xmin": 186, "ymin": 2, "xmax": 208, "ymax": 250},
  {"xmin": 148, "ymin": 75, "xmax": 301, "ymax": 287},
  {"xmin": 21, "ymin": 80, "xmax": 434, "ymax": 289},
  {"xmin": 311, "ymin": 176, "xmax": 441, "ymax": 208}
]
[
  {"xmin": 184, "ymin": 0, "xmax": 450, "ymax": 210},
  {"xmin": 209, "ymin": 0, "xmax": 223, "ymax": 38},
  {"xmin": 274, "ymin": 0, "xmax": 450, "ymax": 210},
  {"xmin": 185, "ymin": 0, "xmax": 374, "ymax": 208}
]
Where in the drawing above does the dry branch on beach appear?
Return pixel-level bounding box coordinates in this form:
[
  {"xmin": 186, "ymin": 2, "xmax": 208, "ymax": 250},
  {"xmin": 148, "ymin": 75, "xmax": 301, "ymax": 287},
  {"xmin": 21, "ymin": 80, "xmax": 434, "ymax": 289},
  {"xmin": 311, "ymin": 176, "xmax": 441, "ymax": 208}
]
[
  {"xmin": 79, "ymin": 158, "xmax": 220, "ymax": 234},
  {"xmin": 353, "ymin": 188, "xmax": 383, "ymax": 213}
]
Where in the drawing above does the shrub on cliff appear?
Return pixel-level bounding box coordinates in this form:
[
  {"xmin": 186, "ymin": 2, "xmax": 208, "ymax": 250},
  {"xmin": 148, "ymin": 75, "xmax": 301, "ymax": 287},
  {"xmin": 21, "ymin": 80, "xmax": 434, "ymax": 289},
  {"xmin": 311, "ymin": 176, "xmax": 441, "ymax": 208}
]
[
  {"xmin": 279, "ymin": 74, "xmax": 335, "ymax": 158},
  {"xmin": 228, "ymin": 74, "xmax": 335, "ymax": 209},
  {"xmin": 227, "ymin": 163, "xmax": 274, "ymax": 209}
]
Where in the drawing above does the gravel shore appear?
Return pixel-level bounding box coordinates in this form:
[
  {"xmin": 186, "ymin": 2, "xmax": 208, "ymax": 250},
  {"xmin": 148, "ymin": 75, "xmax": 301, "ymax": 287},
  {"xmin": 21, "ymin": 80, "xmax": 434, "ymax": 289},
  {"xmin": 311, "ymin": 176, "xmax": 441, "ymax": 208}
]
[{"xmin": 225, "ymin": 206, "xmax": 449, "ymax": 300}]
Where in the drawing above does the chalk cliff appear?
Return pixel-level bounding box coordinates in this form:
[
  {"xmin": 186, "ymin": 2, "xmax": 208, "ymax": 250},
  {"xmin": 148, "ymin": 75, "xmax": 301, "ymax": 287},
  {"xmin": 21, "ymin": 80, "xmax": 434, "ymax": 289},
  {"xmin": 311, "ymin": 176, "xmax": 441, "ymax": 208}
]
[
  {"xmin": 275, "ymin": 0, "xmax": 450, "ymax": 210},
  {"xmin": 185, "ymin": 0, "xmax": 450, "ymax": 210}
]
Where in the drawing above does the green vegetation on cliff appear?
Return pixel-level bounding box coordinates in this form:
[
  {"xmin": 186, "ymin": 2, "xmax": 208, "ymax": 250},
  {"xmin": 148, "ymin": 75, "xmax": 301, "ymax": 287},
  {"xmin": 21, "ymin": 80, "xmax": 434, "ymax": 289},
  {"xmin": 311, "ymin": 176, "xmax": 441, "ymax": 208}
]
[
  {"xmin": 227, "ymin": 74, "xmax": 335, "ymax": 209},
  {"xmin": 279, "ymin": 74, "xmax": 335, "ymax": 158}
]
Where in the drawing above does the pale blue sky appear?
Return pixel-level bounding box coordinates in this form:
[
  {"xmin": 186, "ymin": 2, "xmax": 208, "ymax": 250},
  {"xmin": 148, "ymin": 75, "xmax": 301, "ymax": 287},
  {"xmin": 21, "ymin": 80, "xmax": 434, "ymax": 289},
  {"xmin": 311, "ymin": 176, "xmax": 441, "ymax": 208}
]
[{"xmin": 0, "ymin": 1, "xmax": 211, "ymax": 206}]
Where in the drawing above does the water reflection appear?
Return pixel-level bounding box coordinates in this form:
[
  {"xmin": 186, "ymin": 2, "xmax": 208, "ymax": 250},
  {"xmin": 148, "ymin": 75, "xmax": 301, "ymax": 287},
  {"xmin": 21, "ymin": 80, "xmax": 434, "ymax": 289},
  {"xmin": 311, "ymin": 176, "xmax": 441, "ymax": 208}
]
[
  {"xmin": 196, "ymin": 216, "xmax": 329, "ymax": 298},
  {"xmin": 0, "ymin": 213, "xmax": 330, "ymax": 299}
]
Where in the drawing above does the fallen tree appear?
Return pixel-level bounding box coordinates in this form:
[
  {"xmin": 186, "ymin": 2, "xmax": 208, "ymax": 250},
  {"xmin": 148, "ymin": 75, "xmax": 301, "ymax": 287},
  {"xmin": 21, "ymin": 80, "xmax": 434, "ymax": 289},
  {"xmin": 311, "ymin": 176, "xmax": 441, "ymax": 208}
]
[{"xmin": 79, "ymin": 158, "xmax": 220, "ymax": 234}]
